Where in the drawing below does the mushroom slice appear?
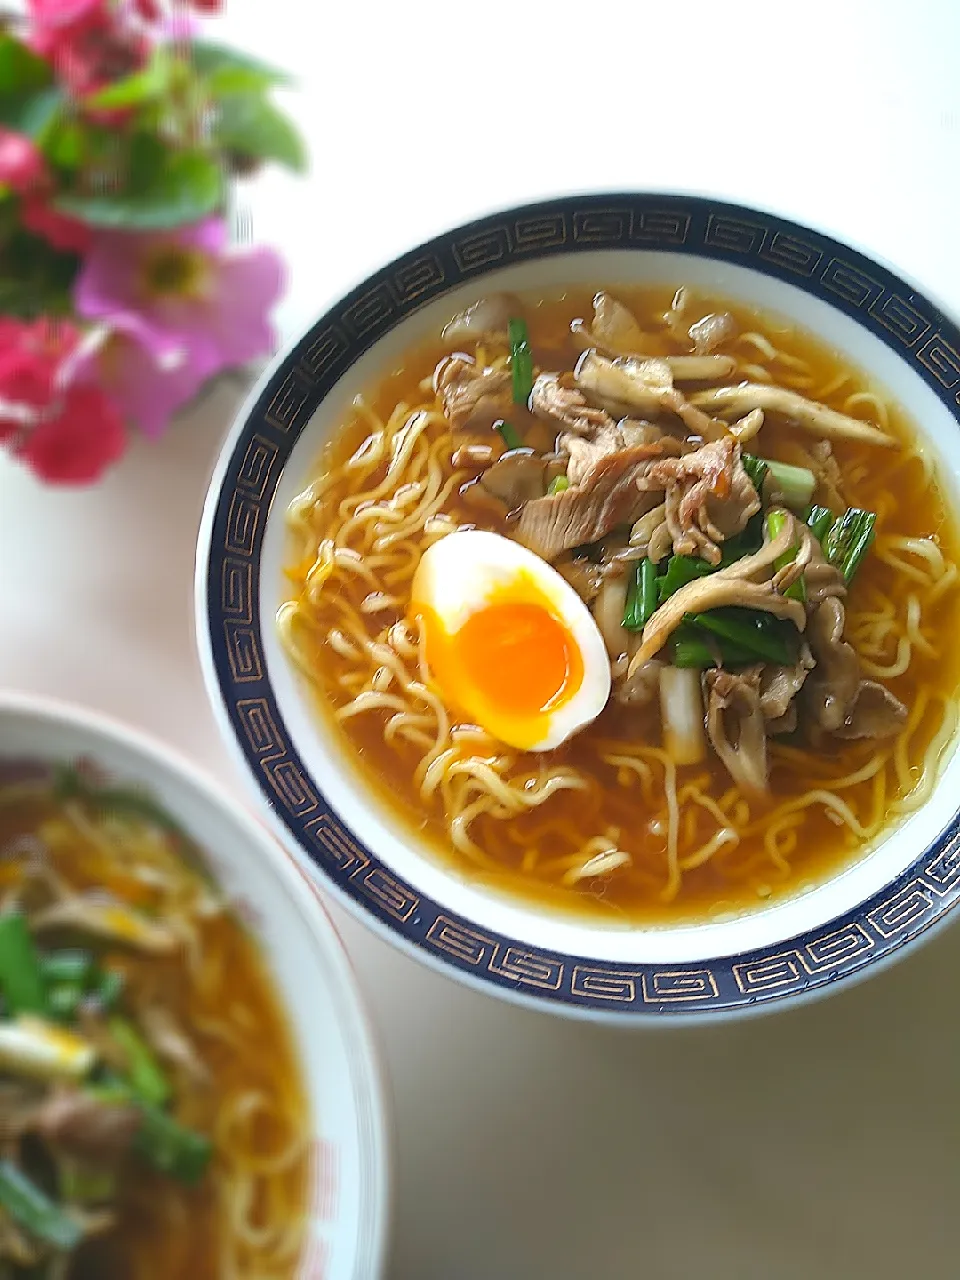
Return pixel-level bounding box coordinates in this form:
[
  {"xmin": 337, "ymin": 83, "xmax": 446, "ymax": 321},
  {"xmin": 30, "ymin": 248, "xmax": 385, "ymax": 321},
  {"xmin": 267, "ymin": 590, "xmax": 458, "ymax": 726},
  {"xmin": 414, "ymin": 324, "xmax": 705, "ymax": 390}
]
[{"xmin": 690, "ymin": 384, "xmax": 897, "ymax": 448}]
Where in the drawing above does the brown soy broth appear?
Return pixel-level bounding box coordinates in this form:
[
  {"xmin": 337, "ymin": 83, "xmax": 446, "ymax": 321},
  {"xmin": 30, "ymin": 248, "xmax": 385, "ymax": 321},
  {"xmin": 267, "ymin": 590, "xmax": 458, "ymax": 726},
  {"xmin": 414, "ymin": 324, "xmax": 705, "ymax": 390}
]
[
  {"xmin": 0, "ymin": 794, "xmax": 308, "ymax": 1278},
  {"xmin": 295, "ymin": 285, "xmax": 960, "ymax": 924}
]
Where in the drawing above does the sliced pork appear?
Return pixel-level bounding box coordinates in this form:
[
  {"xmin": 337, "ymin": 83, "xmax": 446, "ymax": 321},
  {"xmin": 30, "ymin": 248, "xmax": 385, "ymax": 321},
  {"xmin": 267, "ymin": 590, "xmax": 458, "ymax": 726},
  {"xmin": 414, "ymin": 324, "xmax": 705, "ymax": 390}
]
[
  {"xmin": 639, "ymin": 437, "xmax": 760, "ymax": 565},
  {"xmin": 515, "ymin": 445, "xmax": 663, "ymax": 561}
]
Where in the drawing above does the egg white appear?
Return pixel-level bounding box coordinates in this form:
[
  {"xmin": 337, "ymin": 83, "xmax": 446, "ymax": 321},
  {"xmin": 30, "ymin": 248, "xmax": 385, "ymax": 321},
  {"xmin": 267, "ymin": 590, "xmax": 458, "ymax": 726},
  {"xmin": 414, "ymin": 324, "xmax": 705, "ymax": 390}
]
[{"xmin": 411, "ymin": 530, "xmax": 611, "ymax": 751}]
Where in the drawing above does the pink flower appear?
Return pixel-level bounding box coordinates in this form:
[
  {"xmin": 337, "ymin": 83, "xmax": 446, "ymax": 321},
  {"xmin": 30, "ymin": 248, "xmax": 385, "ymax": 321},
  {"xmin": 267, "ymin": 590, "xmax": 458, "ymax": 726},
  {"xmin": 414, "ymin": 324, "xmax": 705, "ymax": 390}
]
[
  {"xmin": 75, "ymin": 218, "xmax": 284, "ymax": 391},
  {"xmin": 28, "ymin": 0, "xmax": 148, "ymax": 101},
  {"xmin": 0, "ymin": 319, "xmax": 126, "ymax": 483},
  {"xmin": 0, "ymin": 129, "xmax": 47, "ymax": 194},
  {"xmin": 75, "ymin": 323, "xmax": 207, "ymax": 439}
]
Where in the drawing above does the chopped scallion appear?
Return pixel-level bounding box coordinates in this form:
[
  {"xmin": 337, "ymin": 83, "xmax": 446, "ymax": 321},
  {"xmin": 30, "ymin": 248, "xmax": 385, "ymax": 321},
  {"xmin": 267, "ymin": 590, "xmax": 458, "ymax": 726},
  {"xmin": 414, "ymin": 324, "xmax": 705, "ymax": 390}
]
[
  {"xmin": 108, "ymin": 1017, "xmax": 170, "ymax": 1107},
  {"xmin": 0, "ymin": 1160, "xmax": 81, "ymax": 1251},
  {"xmin": 687, "ymin": 607, "xmax": 796, "ymax": 666},
  {"xmin": 762, "ymin": 459, "xmax": 817, "ymax": 511},
  {"xmin": 496, "ymin": 420, "xmax": 523, "ymax": 452},
  {"xmin": 48, "ymin": 983, "xmax": 84, "ymax": 1023},
  {"xmin": 671, "ymin": 631, "xmax": 755, "ymax": 669},
  {"xmin": 765, "ymin": 510, "xmax": 806, "ymax": 604},
  {"xmin": 657, "ymin": 555, "xmax": 715, "ymax": 602},
  {"xmin": 547, "ymin": 475, "xmax": 569, "ymax": 495},
  {"xmin": 94, "ymin": 968, "xmax": 125, "ymax": 1011},
  {"xmin": 59, "ymin": 1159, "xmax": 118, "ymax": 1206},
  {"xmin": 623, "ymin": 558, "xmax": 659, "ymax": 631},
  {"xmin": 40, "ymin": 950, "xmax": 95, "ymax": 988},
  {"xmin": 0, "ymin": 913, "xmax": 47, "ymax": 1017},
  {"xmin": 823, "ymin": 508, "xmax": 877, "ymax": 583},
  {"xmin": 134, "ymin": 1104, "xmax": 212, "ymax": 1186},
  {"xmin": 720, "ymin": 511, "xmax": 765, "ymax": 563},
  {"xmin": 806, "ymin": 504, "xmax": 836, "ymax": 542},
  {"xmin": 508, "ymin": 317, "xmax": 534, "ymax": 405},
  {"xmin": 741, "ymin": 454, "xmax": 769, "ymax": 497}
]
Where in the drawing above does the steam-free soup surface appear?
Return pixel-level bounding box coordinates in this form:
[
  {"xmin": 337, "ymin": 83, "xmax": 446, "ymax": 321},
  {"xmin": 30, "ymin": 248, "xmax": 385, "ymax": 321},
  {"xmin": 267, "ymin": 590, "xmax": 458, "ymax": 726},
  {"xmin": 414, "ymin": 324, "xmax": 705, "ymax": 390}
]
[{"xmin": 282, "ymin": 285, "xmax": 960, "ymax": 925}]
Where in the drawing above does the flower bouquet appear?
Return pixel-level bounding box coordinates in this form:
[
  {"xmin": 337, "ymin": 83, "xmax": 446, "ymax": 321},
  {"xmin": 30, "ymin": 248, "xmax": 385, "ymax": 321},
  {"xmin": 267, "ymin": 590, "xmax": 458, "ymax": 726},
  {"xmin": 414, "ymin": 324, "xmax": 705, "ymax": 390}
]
[{"xmin": 0, "ymin": 0, "xmax": 303, "ymax": 483}]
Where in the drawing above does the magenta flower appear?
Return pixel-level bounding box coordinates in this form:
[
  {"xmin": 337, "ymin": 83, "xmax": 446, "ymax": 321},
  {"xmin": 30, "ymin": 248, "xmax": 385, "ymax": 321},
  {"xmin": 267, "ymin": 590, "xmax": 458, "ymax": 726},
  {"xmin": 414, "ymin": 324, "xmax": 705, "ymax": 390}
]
[
  {"xmin": 73, "ymin": 323, "xmax": 207, "ymax": 439},
  {"xmin": 74, "ymin": 218, "xmax": 284, "ymax": 401}
]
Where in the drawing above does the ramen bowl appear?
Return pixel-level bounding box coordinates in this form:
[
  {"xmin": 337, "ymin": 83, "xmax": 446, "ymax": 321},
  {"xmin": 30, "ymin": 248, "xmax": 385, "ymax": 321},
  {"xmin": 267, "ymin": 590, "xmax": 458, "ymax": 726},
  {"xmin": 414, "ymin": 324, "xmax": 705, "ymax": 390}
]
[
  {"xmin": 0, "ymin": 691, "xmax": 390, "ymax": 1275},
  {"xmin": 197, "ymin": 193, "xmax": 960, "ymax": 1022}
]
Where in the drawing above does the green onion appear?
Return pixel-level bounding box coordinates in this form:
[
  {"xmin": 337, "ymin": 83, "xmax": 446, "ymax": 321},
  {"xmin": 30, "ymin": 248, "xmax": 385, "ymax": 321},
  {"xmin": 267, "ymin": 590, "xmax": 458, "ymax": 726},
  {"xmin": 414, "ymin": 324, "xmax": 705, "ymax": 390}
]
[
  {"xmin": 87, "ymin": 1075, "xmax": 213, "ymax": 1187},
  {"xmin": 672, "ymin": 635, "xmax": 718, "ymax": 669},
  {"xmin": 108, "ymin": 1017, "xmax": 170, "ymax": 1107},
  {"xmin": 48, "ymin": 983, "xmax": 84, "ymax": 1023},
  {"xmin": 806, "ymin": 504, "xmax": 836, "ymax": 542},
  {"xmin": 0, "ymin": 913, "xmax": 47, "ymax": 1017},
  {"xmin": 93, "ymin": 968, "xmax": 125, "ymax": 1011},
  {"xmin": 52, "ymin": 768, "xmax": 184, "ymax": 842},
  {"xmin": 0, "ymin": 1160, "xmax": 81, "ymax": 1251},
  {"xmin": 59, "ymin": 1160, "xmax": 118, "ymax": 1205},
  {"xmin": 496, "ymin": 420, "xmax": 523, "ymax": 452},
  {"xmin": 741, "ymin": 454, "xmax": 769, "ymax": 497},
  {"xmin": 823, "ymin": 508, "xmax": 877, "ymax": 583},
  {"xmin": 671, "ymin": 629, "xmax": 757, "ymax": 669},
  {"xmin": 40, "ymin": 950, "xmax": 95, "ymax": 988},
  {"xmin": 762, "ymin": 459, "xmax": 817, "ymax": 511},
  {"xmin": 508, "ymin": 317, "xmax": 534, "ymax": 405},
  {"xmin": 687, "ymin": 607, "xmax": 796, "ymax": 665},
  {"xmin": 639, "ymin": 558, "xmax": 659, "ymax": 627},
  {"xmin": 657, "ymin": 555, "xmax": 715, "ymax": 602},
  {"xmin": 133, "ymin": 1104, "xmax": 212, "ymax": 1186},
  {"xmin": 720, "ymin": 511, "xmax": 765, "ymax": 564},
  {"xmin": 547, "ymin": 475, "xmax": 569, "ymax": 495},
  {"xmin": 623, "ymin": 559, "xmax": 659, "ymax": 631},
  {"xmin": 765, "ymin": 510, "xmax": 806, "ymax": 604}
]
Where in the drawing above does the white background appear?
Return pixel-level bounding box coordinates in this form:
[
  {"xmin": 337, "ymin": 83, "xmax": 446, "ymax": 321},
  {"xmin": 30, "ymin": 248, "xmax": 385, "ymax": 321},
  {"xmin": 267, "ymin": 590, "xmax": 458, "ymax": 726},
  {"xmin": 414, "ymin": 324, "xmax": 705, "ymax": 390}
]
[{"xmin": 3, "ymin": 1, "xmax": 960, "ymax": 1275}]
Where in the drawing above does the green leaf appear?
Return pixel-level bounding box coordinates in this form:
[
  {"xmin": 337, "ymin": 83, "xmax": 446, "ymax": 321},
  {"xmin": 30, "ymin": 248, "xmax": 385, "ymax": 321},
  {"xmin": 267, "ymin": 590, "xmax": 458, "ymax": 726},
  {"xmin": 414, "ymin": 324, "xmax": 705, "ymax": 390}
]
[
  {"xmin": 44, "ymin": 115, "xmax": 87, "ymax": 169},
  {"xmin": 215, "ymin": 92, "xmax": 306, "ymax": 172},
  {"xmin": 0, "ymin": 230, "xmax": 80, "ymax": 320},
  {"xmin": 85, "ymin": 50, "xmax": 171, "ymax": 111},
  {"xmin": 189, "ymin": 40, "xmax": 288, "ymax": 90},
  {"xmin": 0, "ymin": 86, "xmax": 63, "ymax": 140},
  {"xmin": 55, "ymin": 143, "xmax": 224, "ymax": 229},
  {"xmin": 0, "ymin": 34, "xmax": 51, "ymax": 98}
]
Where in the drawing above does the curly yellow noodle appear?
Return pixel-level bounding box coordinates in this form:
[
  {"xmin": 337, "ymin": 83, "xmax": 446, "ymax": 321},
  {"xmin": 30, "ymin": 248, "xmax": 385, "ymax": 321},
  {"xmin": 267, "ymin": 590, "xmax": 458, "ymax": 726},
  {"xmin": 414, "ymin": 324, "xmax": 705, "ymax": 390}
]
[{"xmin": 279, "ymin": 285, "xmax": 960, "ymax": 921}]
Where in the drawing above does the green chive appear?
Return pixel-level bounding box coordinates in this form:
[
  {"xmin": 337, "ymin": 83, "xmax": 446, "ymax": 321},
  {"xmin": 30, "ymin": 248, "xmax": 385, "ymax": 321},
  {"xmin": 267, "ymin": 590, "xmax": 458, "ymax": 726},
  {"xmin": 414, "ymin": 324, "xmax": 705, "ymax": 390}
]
[
  {"xmin": 496, "ymin": 421, "xmax": 523, "ymax": 452},
  {"xmin": 508, "ymin": 317, "xmax": 533, "ymax": 405},
  {"xmin": 741, "ymin": 454, "xmax": 769, "ymax": 497},
  {"xmin": 133, "ymin": 1105, "xmax": 213, "ymax": 1186},
  {"xmin": 547, "ymin": 475, "xmax": 570, "ymax": 495},
  {"xmin": 763, "ymin": 458, "xmax": 817, "ymax": 511},
  {"xmin": 108, "ymin": 1017, "xmax": 170, "ymax": 1107},
  {"xmin": 766, "ymin": 510, "xmax": 806, "ymax": 603},
  {"xmin": 806, "ymin": 504, "xmax": 836, "ymax": 542},
  {"xmin": 40, "ymin": 950, "xmax": 95, "ymax": 988},
  {"xmin": 0, "ymin": 914, "xmax": 47, "ymax": 1017},
  {"xmin": 0, "ymin": 1160, "xmax": 81, "ymax": 1251},
  {"xmin": 687, "ymin": 607, "xmax": 796, "ymax": 665},
  {"xmin": 823, "ymin": 508, "xmax": 877, "ymax": 583}
]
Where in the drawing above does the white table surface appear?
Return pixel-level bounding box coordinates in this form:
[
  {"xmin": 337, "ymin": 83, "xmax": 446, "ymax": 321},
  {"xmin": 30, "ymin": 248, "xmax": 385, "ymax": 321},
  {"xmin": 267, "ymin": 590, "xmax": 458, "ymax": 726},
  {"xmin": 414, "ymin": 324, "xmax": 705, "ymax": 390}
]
[{"xmin": 3, "ymin": 2, "xmax": 960, "ymax": 1276}]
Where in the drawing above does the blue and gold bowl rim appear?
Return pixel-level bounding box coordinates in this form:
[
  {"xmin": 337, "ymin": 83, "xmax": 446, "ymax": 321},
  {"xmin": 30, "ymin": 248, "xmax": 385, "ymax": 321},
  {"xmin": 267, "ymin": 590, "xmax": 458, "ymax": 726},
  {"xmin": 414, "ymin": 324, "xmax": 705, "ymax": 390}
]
[{"xmin": 200, "ymin": 193, "xmax": 960, "ymax": 1018}]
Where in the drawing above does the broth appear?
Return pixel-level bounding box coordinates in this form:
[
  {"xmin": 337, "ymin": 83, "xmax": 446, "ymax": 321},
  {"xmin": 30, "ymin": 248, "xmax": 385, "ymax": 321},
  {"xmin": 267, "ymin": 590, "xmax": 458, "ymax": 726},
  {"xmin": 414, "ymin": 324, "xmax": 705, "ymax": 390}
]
[
  {"xmin": 282, "ymin": 286, "xmax": 960, "ymax": 925},
  {"xmin": 0, "ymin": 779, "xmax": 308, "ymax": 1277}
]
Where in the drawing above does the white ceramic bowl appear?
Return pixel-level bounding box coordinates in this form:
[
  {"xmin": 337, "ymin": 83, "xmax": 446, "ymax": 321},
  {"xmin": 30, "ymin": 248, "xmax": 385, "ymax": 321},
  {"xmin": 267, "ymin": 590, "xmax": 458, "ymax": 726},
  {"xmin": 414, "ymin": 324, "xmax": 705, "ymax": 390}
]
[
  {"xmin": 196, "ymin": 193, "xmax": 960, "ymax": 1021},
  {"xmin": 0, "ymin": 691, "xmax": 390, "ymax": 1276}
]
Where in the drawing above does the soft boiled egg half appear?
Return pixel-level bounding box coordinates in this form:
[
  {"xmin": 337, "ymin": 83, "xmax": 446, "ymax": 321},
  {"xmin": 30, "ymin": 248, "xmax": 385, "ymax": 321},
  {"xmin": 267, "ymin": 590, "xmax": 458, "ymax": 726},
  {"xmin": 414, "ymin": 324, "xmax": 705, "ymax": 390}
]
[{"xmin": 410, "ymin": 530, "xmax": 611, "ymax": 751}]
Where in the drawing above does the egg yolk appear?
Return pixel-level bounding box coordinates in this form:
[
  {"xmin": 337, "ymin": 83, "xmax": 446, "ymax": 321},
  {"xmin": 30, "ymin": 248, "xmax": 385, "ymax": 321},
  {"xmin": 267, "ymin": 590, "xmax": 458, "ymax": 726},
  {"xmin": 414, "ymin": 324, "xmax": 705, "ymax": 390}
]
[{"xmin": 419, "ymin": 597, "xmax": 584, "ymax": 744}]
